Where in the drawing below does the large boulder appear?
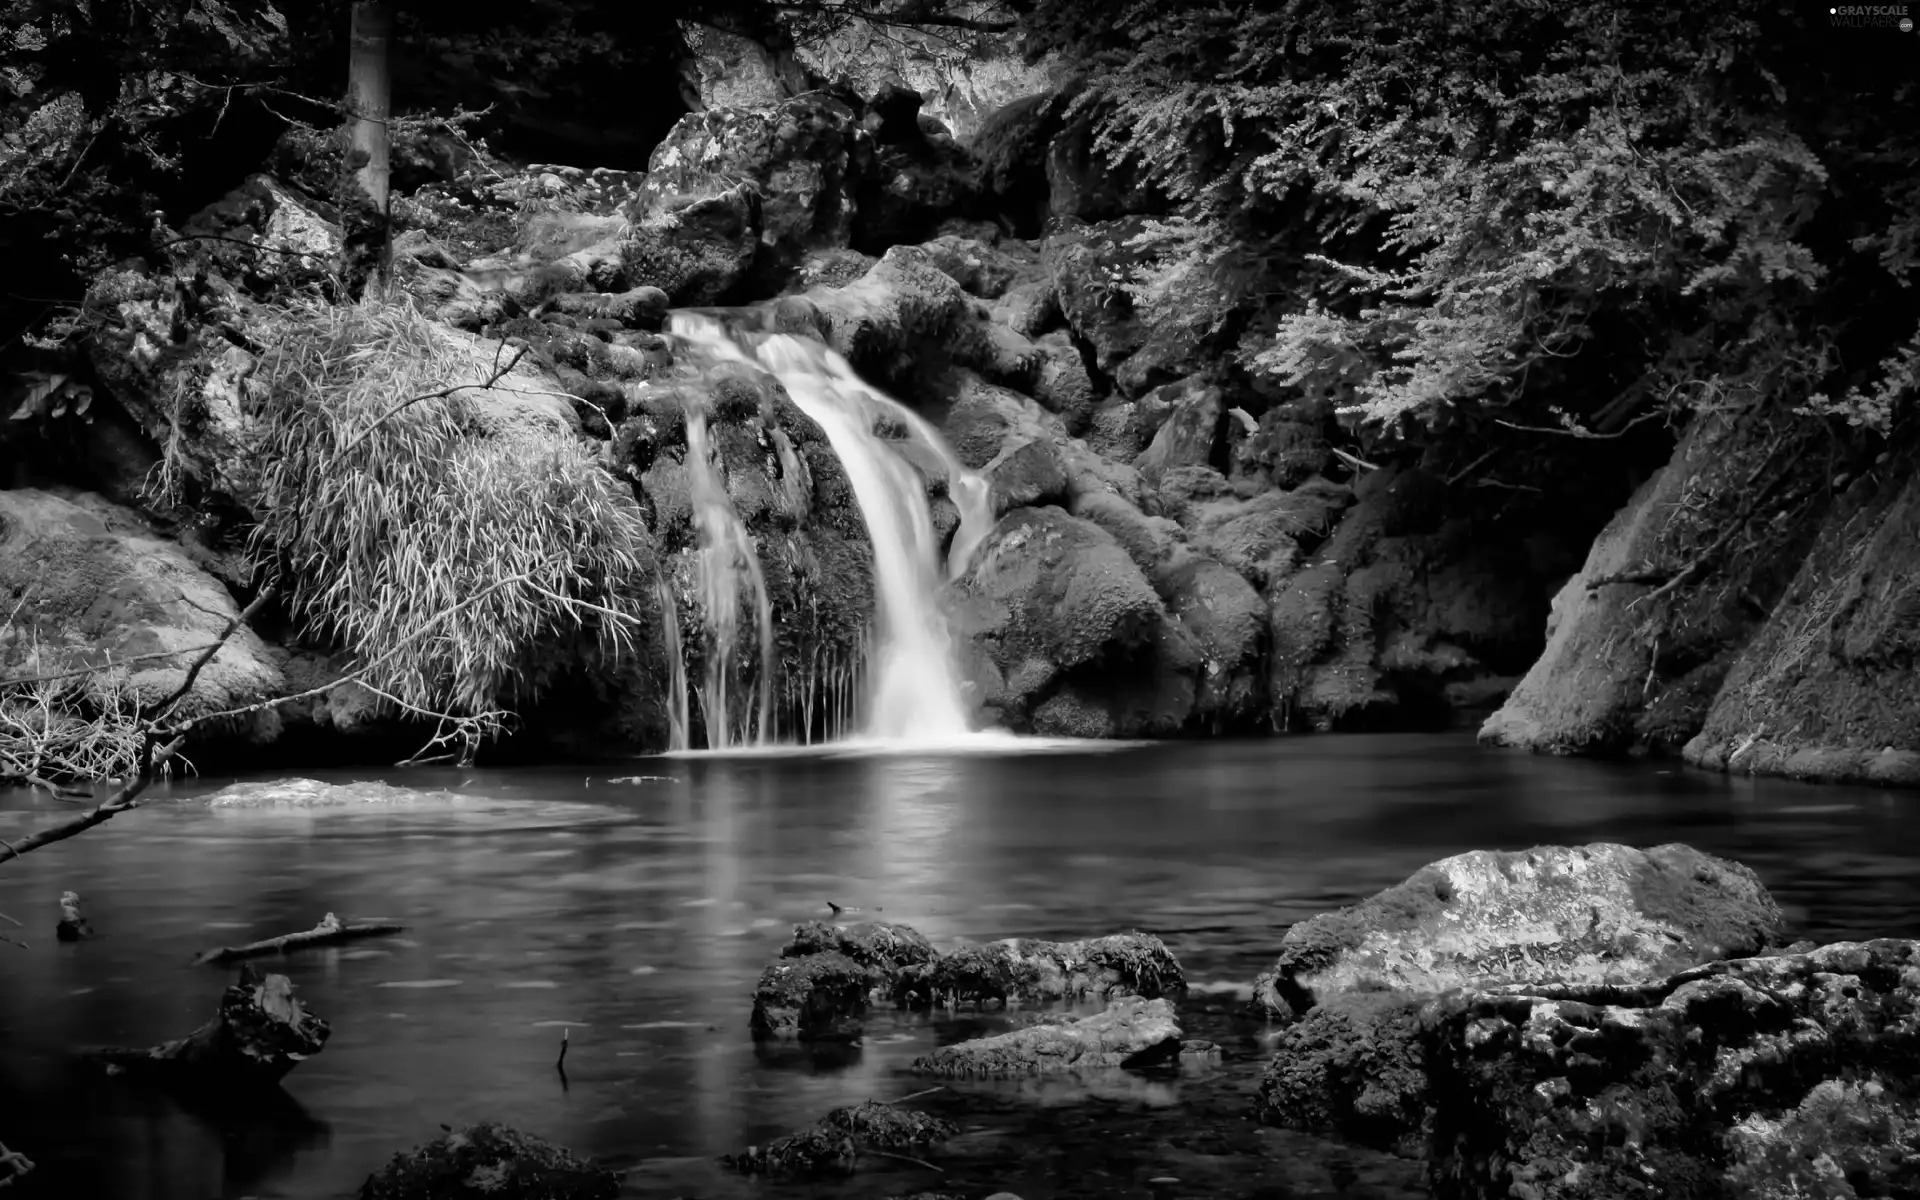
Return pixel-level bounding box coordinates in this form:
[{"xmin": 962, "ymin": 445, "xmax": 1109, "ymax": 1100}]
[
  {"xmin": 619, "ymin": 183, "xmax": 762, "ymax": 305},
  {"xmin": 178, "ymin": 174, "xmax": 341, "ymax": 296},
  {"xmin": 1045, "ymin": 218, "xmax": 1152, "ymax": 379},
  {"xmin": 909, "ymin": 997, "xmax": 1183, "ymax": 1077},
  {"xmin": 0, "ymin": 488, "xmax": 282, "ymax": 721},
  {"xmin": 1251, "ymin": 842, "xmax": 1787, "ymax": 1156},
  {"xmin": 948, "ymin": 505, "xmax": 1163, "ymax": 722},
  {"xmin": 640, "ymin": 93, "xmax": 870, "ymax": 288},
  {"xmin": 1424, "ymin": 941, "xmax": 1920, "ymax": 1200},
  {"xmin": 1252, "ymin": 842, "xmax": 1784, "ymax": 1021},
  {"xmin": 1153, "ymin": 550, "xmax": 1267, "ymax": 729}
]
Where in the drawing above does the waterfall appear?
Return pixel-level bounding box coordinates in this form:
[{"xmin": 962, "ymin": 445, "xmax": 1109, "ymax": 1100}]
[
  {"xmin": 669, "ymin": 313, "xmax": 990, "ymax": 744},
  {"xmin": 655, "ymin": 575, "xmax": 691, "ymax": 752},
  {"xmin": 681, "ymin": 408, "xmax": 777, "ymax": 749}
]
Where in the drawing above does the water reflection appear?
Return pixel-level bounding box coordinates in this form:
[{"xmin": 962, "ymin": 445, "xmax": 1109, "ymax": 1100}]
[{"xmin": 0, "ymin": 735, "xmax": 1916, "ymax": 1199}]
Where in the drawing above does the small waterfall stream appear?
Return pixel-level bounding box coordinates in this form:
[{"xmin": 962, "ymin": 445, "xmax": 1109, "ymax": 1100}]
[
  {"xmin": 666, "ymin": 313, "xmax": 993, "ymax": 746},
  {"xmin": 677, "ymin": 408, "xmax": 777, "ymax": 751}
]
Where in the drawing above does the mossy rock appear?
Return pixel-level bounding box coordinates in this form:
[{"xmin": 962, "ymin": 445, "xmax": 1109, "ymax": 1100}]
[{"xmin": 359, "ymin": 1123, "xmax": 620, "ymax": 1200}]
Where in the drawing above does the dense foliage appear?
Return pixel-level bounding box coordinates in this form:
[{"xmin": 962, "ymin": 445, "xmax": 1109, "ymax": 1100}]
[
  {"xmin": 1025, "ymin": 0, "xmax": 1920, "ymax": 436},
  {"xmin": 247, "ymin": 297, "xmax": 655, "ymax": 720}
]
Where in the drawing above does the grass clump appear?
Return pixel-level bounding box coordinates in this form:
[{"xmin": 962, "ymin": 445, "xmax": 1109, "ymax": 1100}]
[{"xmin": 247, "ymin": 296, "xmax": 654, "ymax": 720}]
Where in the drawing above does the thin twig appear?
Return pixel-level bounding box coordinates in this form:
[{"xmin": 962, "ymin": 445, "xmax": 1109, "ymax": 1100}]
[
  {"xmin": 331, "ymin": 344, "xmax": 527, "ymax": 463},
  {"xmin": 141, "ymin": 589, "xmax": 276, "ymax": 723},
  {"xmin": 1494, "ymin": 408, "xmax": 1666, "ymax": 440},
  {"xmin": 892, "ymin": 1085, "xmax": 949, "ymax": 1104}
]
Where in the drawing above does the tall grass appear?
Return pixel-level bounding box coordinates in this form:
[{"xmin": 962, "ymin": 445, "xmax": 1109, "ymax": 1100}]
[{"xmin": 247, "ymin": 297, "xmax": 654, "ymax": 719}]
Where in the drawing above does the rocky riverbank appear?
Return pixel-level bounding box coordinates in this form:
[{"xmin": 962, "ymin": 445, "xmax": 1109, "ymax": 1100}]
[{"xmin": 4, "ymin": 59, "xmax": 1916, "ymax": 783}]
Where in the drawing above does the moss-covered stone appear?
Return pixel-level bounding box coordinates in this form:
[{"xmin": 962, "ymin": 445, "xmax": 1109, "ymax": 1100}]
[
  {"xmin": 911, "ymin": 996, "xmax": 1183, "ymax": 1077},
  {"xmin": 895, "ymin": 932, "xmax": 1185, "ymax": 1008},
  {"xmin": 1254, "ymin": 994, "xmax": 1431, "ymax": 1158},
  {"xmin": 749, "ymin": 950, "xmax": 872, "ymax": 1041},
  {"xmin": 1423, "ymin": 940, "xmax": 1920, "ymax": 1200},
  {"xmin": 1250, "ymin": 841, "xmax": 1784, "ymax": 1022},
  {"xmin": 359, "ymin": 1123, "xmax": 620, "ymax": 1200},
  {"xmin": 721, "ymin": 1100, "xmax": 958, "ymax": 1179}
]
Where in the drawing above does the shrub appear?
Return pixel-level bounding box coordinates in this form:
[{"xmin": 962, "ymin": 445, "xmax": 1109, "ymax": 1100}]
[{"xmin": 246, "ymin": 296, "xmax": 655, "ymax": 719}]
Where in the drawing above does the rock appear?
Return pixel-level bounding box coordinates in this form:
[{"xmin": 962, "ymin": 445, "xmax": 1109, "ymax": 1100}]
[
  {"xmin": 1234, "ymin": 406, "xmax": 1333, "ymax": 489},
  {"xmin": 1255, "ymin": 994, "xmax": 1431, "ymax": 1157},
  {"xmin": 1046, "ymin": 218, "xmax": 1153, "ymax": 378},
  {"xmin": 1134, "ymin": 377, "xmax": 1225, "ymax": 480},
  {"xmin": 806, "ymin": 245, "xmax": 975, "ymax": 384},
  {"xmin": 859, "ymin": 138, "xmax": 984, "ymax": 252},
  {"xmin": 642, "ymin": 94, "xmax": 868, "ymax": 285},
  {"xmin": 895, "ymin": 932, "xmax": 1185, "ymax": 1008},
  {"xmin": 919, "ymin": 234, "xmax": 1036, "ymax": 300},
  {"xmin": 1423, "ymin": 940, "xmax": 1920, "ymax": 1200},
  {"xmin": 990, "ymin": 278, "xmax": 1061, "ymax": 339},
  {"xmin": 782, "ymin": 919, "xmax": 939, "ymax": 978},
  {"xmin": 1251, "ymin": 842, "xmax": 1784, "ymax": 1022},
  {"xmin": 539, "ymin": 286, "xmax": 669, "ymax": 330},
  {"xmin": 723, "ymin": 1100, "xmax": 958, "ymax": 1179},
  {"xmin": 791, "ymin": 247, "xmax": 878, "ymax": 291},
  {"xmin": 178, "ymin": 174, "xmax": 340, "ymax": 295},
  {"xmin": 750, "ymin": 951, "xmax": 873, "ymax": 1041},
  {"xmin": 91, "ymin": 967, "xmax": 329, "ymax": 1090},
  {"xmin": 0, "ymin": 488, "xmax": 283, "ymax": 721},
  {"xmin": 1250, "ymin": 842, "xmax": 1787, "ymax": 1156},
  {"xmin": 619, "ymin": 183, "xmax": 762, "ymax": 305},
  {"xmin": 1086, "ymin": 391, "xmax": 1173, "ymax": 461},
  {"xmin": 1154, "ymin": 550, "xmax": 1268, "ymax": 728},
  {"xmin": 515, "ymin": 210, "xmax": 627, "ymax": 262},
  {"xmin": 55, "ymin": 891, "xmax": 94, "ymax": 942},
  {"xmin": 949, "ymin": 506, "xmax": 1164, "ymax": 711},
  {"xmin": 909, "ymin": 996, "xmax": 1183, "ymax": 1076},
  {"xmin": 360, "ymin": 1122, "xmax": 620, "ymax": 1200}
]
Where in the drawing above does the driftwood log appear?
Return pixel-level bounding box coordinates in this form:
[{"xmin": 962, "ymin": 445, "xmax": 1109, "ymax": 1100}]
[
  {"xmin": 90, "ymin": 965, "xmax": 330, "ymax": 1089},
  {"xmin": 194, "ymin": 912, "xmax": 403, "ymax": 965}
]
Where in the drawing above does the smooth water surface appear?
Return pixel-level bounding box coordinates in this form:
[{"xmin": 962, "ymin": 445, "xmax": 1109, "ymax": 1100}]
[{"xmin": 2, "ymin": 734, "xmax": 1918, "ymax": 1199}]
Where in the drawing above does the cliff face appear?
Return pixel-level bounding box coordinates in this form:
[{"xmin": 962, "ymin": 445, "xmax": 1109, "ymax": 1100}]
[{"xmin": 1483, "ymin": 406, "xmax": 1920, "ymax": 786}]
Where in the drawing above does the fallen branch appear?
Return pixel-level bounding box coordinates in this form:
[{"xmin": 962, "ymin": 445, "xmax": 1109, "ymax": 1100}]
[
  {"xmin": 193, "ymin": 912, "xmax": 403, "ymax": 965},
  {"xmin": 0, "ymin": 1138, "xmax": 33, "ymax": 1187},
  {"xmin": 1329, "ymin": 446, "xmax": 1380, "ymax": 473}
]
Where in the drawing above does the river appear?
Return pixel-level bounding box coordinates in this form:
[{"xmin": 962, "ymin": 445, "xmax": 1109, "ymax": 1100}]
[{"xmin": 1, "ymin": 733, "xmax": 1916, "ymax": 1199}]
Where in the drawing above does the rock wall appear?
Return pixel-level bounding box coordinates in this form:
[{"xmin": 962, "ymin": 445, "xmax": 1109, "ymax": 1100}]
[{"xmin": 1483, "ymin": 404, "xmax": 1920, "ymax": 785}]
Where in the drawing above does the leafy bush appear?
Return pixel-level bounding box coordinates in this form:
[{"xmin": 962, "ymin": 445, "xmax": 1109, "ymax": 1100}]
[
  {"xmin": 1027, "ymin": 0, "xmax": 1919, "ymax": 436},
  {"xmin": 246, "ymin": 297, "xmax": 655, "ymax": 719}
]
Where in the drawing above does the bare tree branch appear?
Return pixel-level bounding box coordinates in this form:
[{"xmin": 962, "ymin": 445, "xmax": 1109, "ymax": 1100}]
[{"xmin": 330, "ymin": 345, "xmax": 528, "ymax": 463}]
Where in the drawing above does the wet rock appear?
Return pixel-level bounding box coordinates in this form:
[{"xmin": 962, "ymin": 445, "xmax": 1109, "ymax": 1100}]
[
  {"xmin": 920, "ymin": 234, "xmax": 1036, "ymax": 300},
  {"xmin": 178, "ymin": 174, "xmax": 340, "ymax": 295},
  {"xmin": 360, "ymin": 1122, "xmax": 620, "ymax": 1200},
  {"xmin": 782, "ymin": 919, "xmax": 939, "ymax": 980},
  {"xmin": 0, "ymin": 489, "xmax": 283, "ymax": 720},
  {"xmin": 1251, "ymin": 842, "xmax": 1785, "ymax": 1022},
  {"xmin": 1086, "ymin": 392, "xmax": 1174, "ymax": 462},
  {"xmin": 724, "ymin": 1100, "xmax": 957, "ymax": 1179},
  {"xmin": 1046, "ymin": 218, "xmax": 1153, "ymax": 378},
  {"xmin": 791, "ymin": 247, "xmax": 878, "ymax": 291},
  {"xmin": 642, "ymin": 94, "xmax": 867, "ymax": 285},
  {"xmin": 620, "ymin": 184, "xmax": 762, "ymax": 305},
  {"xmin": 1424, "ymin": 940, "xmax": 1920, "ymax": 1200},
  {"xmin": 948, "ymin": 506, "xmax": 1163, "ymax": 710},
  {"xmin": 539, "ymin": 286, "xmax": 669, "ymax": 331},
  {"xmin": 55, "ymin": 891, "xmax": 94, "ymax": 942},
  {"xmin": 910, "ymin": 996, "xmax": 1183, "ymax": 1076},
  {"xmin": 1133, "ymin": 377, "xmax": 1225, "ymax": 481},
  {"xmin": 990, "ymin": 279, "xmax": 1061, "ymax": 339},
  {"xmin": 515, "ymin": 210, "xmax": 627, "ymax": 262},
  {"xmin": 750, "ymin": 950, "xmax": 872, "ymax": 1041},
  {"xmin": 1251, "ymin": 842, "xmax": 1787, "ymax": 1156},
  {"xmin": 895, "ymin": 932, "xmax": 1185, "ymax": 1008},
  {"xmin": 1154, "ymin": 550, "xmax": 1267, "ymax": 729}
]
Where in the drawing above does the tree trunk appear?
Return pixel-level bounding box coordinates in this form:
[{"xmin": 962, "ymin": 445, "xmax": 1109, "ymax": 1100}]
[{"xmin": 342, "ymin": 1, "xmax": 393, "ymax": 297}]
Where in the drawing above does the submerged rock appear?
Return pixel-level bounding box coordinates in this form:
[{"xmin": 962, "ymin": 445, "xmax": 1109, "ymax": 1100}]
[
  {"xmin": 1424, "ymin": 940, "xmax": 1920, "ymax": 1200},
  {"xmin": 910, "ymin": 996, "xmax": 1182, "ymax": 1076},
  {"xmin": 1251, "ymin": 842, "xmax": 1785, "ymax": 1156},
  {"xmin": 723, "ymin": 1100, "xmax": 958, "ymax": 1179},
  {"xmin": 360, "ymin": 1122, "xmax": 620, "ymax": 1200}
]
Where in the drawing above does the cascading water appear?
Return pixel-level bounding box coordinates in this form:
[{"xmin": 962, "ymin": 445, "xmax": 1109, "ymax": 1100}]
[
  {"xmin": 669, "ymin": 313, "xmax": 992, "ymax": 744},
  {"xmin": 680, "ymin": 407, "xmax": 777, "ymax": 750}
]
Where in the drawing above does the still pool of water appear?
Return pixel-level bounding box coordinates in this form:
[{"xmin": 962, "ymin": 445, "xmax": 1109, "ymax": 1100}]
[{"xmin": 2, "ymin": 733, "xmax": 1918, "ymax": 1199}]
